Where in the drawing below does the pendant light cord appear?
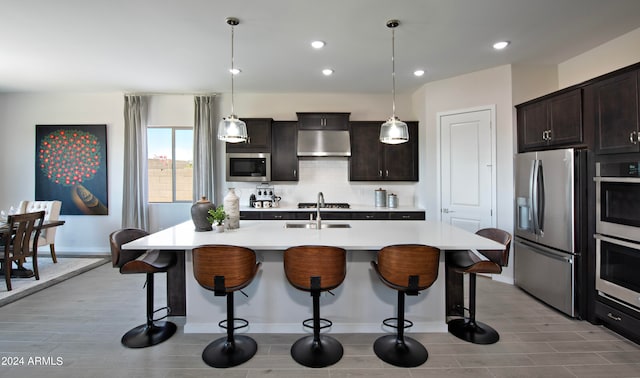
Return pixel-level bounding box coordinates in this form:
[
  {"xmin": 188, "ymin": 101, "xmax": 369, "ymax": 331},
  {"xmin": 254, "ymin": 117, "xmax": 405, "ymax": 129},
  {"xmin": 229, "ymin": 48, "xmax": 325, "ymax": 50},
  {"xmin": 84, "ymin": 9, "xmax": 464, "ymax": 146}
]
[
  {"xmin": 230, "ymin": 23, "xmax": 236, "ymax": 116},
  {"xmin": 391, "ymin": 25, "xmax": 397, "ymax": 119}
]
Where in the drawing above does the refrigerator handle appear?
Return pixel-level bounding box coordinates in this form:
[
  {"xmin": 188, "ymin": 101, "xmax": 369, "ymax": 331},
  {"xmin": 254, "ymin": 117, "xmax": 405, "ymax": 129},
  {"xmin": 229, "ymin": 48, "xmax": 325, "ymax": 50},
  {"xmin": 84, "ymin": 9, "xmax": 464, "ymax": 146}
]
[
  {"xmin": 531, "ymin": 159, "xmax": 540, "ymax": 234},
  {"xmin": 537, "ymin": 161, "xmax": 545, "ymax": 234}
]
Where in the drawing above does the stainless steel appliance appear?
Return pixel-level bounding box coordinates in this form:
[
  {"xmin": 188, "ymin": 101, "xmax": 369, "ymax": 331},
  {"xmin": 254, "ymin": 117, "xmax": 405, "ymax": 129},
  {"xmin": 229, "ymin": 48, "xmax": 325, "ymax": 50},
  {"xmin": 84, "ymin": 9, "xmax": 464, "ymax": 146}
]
[
  {"xmin": 297, "ymin": 130, "xmax": 351, "ymax": 157},
  {"xmin": 595, "ymin": 234, "xmax": 640, "ymax": 311},
  {"xmin": 593, "ymin": 161, "xmax": 640, "ymax": 313},
  {"xmin": 514, "ymin": 148, "xmax": 587, "ymax": 317},
  {"xmin": 594, "ymin": 161, "xmax": 640, "ymax": 241},
  {"xmin": 226, "ymin": 153, "xmax": 271, "ymax": 182}
]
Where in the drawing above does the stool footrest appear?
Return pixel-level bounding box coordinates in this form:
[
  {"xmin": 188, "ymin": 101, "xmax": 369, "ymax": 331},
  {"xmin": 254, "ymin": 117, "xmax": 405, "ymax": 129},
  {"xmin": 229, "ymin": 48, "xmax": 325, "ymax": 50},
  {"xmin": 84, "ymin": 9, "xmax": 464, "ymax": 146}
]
[
  {"xmin": 302, "ymin": 317, "xmax": 332, "ymax": 330},
  {"xmin": 382, "ymin": 316, "xmax": 414, "ymax": 330},
  {"xmin": 218, "ymin": 317, "xmax": 249, "ymax": 331},
  {"xmin": 152, "ymin": 306, "xmax": 171, "ymax": 322}
]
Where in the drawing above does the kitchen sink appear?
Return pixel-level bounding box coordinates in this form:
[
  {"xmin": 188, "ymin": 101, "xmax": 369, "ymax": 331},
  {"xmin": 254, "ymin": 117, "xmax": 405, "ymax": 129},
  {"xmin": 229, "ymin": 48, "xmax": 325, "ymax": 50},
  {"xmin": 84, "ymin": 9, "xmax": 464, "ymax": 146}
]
[{"xmin": 285, "ymin": 222, "xmax": 351, "ymax": 229}]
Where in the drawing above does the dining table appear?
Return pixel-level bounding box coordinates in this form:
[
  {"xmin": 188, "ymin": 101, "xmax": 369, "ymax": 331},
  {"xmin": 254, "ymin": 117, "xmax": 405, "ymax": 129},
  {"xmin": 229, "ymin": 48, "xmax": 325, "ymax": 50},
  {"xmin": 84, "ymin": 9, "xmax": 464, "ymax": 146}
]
[
  {"xmin": 122, "ymin": 219, "xmax": 505, "ymax": 334},
  {"xmin": 0, "ymin": 219, "xmax": 66, "ymax": 278}
]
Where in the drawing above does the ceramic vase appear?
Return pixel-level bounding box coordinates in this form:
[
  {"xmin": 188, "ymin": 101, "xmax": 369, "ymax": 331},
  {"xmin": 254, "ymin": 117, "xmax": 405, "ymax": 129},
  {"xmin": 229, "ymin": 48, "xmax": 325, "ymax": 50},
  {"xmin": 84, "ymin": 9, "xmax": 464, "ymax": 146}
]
[
  {"xmin": 191, "ymin": 196, "xmax": 215, "ymax": 232},
  {"xmin": 224, "ymin": 188, "xmax": 240, "ymax": 229}
]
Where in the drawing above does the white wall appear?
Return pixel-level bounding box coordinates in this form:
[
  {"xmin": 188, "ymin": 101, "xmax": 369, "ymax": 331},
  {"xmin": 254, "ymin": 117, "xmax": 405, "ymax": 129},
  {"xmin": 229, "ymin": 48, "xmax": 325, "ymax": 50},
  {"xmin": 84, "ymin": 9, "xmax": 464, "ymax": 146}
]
[
  {"xmin": 559, "ymin": 27, "xmax": 640, "ymax": 88},
  {"xmin": 0, "ymin": 93, "xmax": 124, "ymax": 254},
  {"xmin": 415, "ymin": 65, "xmax": 516, "ymax": 283}
]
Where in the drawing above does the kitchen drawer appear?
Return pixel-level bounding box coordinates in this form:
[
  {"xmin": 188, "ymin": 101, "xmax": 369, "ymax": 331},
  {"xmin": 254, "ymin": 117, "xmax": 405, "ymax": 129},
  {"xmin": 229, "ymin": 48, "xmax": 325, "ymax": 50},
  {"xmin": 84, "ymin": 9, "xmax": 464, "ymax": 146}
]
[
  {"xmin": 240, "ymin": 211, "xmax": 262, "ymax": 220},
  {"xmin": 261, "ymin": 212, "xmax": 289, "ymax": 220},
  {"xmin": 389, "ymin": 212, "xmax": 425, "ymax": 220},
  {"xmin": 352, "ymin": 212, "xmax": 388, "ymax": 220},
  {"xmin": 594, "ymin": 299, "xmax": 640, "ymax": 344}
]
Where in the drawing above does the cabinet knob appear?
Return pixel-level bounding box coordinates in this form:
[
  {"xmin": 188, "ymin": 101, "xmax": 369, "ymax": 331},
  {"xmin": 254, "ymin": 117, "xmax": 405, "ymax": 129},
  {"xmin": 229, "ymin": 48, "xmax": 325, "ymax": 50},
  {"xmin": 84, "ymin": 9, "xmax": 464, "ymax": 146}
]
[
  {"xmin": 293, "ymin": 169, "xmax": 297, "ymax": 177},
  {"xmin": 630, "ymin": 131, "xmax": 638, "ymax": 144},
  {"xmin": 379, "ymin": 170, "xmax": 383, "ymax": 177}
]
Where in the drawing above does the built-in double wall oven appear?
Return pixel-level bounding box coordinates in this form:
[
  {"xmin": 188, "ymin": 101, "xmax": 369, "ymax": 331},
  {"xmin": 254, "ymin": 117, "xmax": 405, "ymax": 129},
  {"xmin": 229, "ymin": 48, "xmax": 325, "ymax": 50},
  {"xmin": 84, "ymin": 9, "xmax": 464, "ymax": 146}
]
[{"xmin": 594, "ymin": 161, "xmax": 640, "ymax": 312}]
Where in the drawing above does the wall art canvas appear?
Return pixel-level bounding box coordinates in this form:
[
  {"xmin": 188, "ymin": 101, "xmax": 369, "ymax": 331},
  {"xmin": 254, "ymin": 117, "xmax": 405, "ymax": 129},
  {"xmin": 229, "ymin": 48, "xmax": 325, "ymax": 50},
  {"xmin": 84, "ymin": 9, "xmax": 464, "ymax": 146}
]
[{"xmin": 35, "ymin": 124, "xmax": 108, "ymax": 215}]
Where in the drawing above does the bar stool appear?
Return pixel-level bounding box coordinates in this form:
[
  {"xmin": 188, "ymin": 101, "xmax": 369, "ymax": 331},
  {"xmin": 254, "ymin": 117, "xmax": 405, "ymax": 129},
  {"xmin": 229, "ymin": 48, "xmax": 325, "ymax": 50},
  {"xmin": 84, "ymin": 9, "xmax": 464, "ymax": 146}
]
[
  {"xmin": 192, "ymin": 245, "xmax": 261, "ymax": 368},
  {"xmin": 447, "ymin": 228, "xmax": 512, "ymax": 345},
  {"xmin": 371, "ymin": 244, "xmax": 440, "ymax": 367},
  {"xmin": 109, "ymin": 228, "xmax": 177, "ymax": 348},
  {"xmin": 283, "ymin": 245, "xmax": 347, "ymax": 368}
]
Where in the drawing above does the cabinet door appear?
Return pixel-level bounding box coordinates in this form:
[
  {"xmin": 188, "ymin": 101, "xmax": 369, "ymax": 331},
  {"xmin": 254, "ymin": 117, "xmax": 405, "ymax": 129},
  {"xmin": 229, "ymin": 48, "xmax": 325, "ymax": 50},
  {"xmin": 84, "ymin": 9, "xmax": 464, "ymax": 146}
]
[
  {"xmin": 226, "ymin": 118, "xmax": 272, "ymax": 152},
  {"xmin": 297, "ymin": 113, "xmax": 350, "ymax": 130},
  {"xmin": 517, "ymin": 100, "xmax": 549, "ymax": 152},
  {"xmin": 589, "ymin": 71, "xmax": 640, "ymax": 154},
  {"xmin": 383, "ymin": 121, "xmax": 418, "ymax": 181},
  {"xmin": 271, "ymin": 121, "xmax": 299, "ymax": 181},
  {"xmin": 349, "ymin": 122, "xmax": 383, "ymax": 181},
  {"xmin": 548, "ymin": 89, "xmax": 583, "ymax": 147}
]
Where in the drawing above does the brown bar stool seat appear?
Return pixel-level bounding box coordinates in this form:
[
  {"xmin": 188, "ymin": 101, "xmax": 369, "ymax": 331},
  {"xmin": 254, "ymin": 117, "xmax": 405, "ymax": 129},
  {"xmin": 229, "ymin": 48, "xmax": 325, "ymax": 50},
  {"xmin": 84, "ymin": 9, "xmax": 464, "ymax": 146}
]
[
  {"xmin": 447, "ymin": 228, "xmax": 512, "ymax": 344},
  {"xmin": 283, "ymin": 245, "xmax": 347, "ymax": 368},
  {"xmin": 371, "ymin": 244, "xmax": 440, "ymax": 367},
  {"xmin": 109, "ymin": 228, "xmax": 177, "ymax": 348},
  {"xmin": 192, "ymin": 245, "xmax": 261, "ymax": 368}
]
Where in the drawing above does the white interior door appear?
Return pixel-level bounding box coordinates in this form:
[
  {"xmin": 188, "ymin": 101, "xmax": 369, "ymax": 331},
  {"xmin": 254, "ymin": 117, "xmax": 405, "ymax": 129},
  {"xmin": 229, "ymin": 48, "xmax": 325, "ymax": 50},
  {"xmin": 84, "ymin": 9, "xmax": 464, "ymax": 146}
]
[{"xmin": 439, "ymin": 107, "xmax": 495, "ymax": 233}]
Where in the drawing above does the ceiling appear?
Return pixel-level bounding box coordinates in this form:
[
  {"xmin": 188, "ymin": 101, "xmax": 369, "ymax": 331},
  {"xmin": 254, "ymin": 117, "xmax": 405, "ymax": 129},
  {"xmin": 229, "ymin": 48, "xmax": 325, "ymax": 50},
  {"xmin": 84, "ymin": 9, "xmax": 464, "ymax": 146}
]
[{"xmin": 2, "ymin": 0, "xmax": 640, "ymax": 94}]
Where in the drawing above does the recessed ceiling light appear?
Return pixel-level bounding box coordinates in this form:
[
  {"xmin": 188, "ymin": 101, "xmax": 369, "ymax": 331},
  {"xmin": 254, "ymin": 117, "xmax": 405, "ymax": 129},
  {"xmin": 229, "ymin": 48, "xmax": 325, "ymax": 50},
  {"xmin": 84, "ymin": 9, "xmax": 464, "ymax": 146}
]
[
  {"xmin": 414, "ymin": 69, "xmax": 425, "ymax": 77},
  {"xmin": 229, "ymin": 68, "xmax": 241, "ymax": 75},
  {"xmin": 311, "ymin": 40, "xmax": 326, "ymax": 49},
  {"xmin": 493, "ymin": 41, "xmax": 510, "ymax": 50},
  {"xmin": 322, "ymin": 68, "xmax": 334, "ymax": 76}
]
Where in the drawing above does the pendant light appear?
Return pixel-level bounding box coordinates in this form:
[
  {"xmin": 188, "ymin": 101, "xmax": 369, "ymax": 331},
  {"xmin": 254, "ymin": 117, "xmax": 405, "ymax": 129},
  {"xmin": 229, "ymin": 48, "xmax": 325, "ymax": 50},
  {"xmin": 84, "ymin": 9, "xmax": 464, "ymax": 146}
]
[
  {"xmin": 380, "ymin": 19, "xmax": 409, "ymax": 144},
  {"xmin": 218, "ymin": 17, "xmax": 247, "ymax": 143}
]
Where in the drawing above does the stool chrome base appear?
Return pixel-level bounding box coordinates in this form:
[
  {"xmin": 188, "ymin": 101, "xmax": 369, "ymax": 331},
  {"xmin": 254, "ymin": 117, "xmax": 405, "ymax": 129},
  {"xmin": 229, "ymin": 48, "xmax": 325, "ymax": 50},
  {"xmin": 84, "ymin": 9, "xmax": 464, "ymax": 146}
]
[
  {"xmin": 291, "ymin": 335, "xmax": 343, "ymax": 368},
  {"xmin": 448, "ymin": 318, "xmax": 500, "ymax": 345},
  {"xmin": 202, "ymin": 334, "xmax": 258, "ymax": 368},
  {"xmin": 373, "ymin": 334, "xmax": 428, "ymax": 367},
  {"xmin": 121, "ymin": 321, "xmax": 177, "ymax": 348}
]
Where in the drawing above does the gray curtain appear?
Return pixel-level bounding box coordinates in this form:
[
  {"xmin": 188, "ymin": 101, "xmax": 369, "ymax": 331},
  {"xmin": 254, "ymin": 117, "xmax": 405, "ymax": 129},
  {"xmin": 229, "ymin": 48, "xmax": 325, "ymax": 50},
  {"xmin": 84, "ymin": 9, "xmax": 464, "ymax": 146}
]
[
  {"xmin": 122, "ymin": 95, "xmax": 149, "ymax": 230},
  {"xmin": 193, "ymin": 95, "xmax": 218, "ymax": 204}
]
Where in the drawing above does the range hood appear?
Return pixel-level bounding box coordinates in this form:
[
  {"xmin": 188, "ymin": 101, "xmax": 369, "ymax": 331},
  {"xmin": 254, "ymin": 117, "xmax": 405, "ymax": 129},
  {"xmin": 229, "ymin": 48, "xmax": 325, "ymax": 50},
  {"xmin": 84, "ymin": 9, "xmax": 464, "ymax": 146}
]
[{"xmin": 297, "ymin": 130, "xmax": 351, "ymax": 157}]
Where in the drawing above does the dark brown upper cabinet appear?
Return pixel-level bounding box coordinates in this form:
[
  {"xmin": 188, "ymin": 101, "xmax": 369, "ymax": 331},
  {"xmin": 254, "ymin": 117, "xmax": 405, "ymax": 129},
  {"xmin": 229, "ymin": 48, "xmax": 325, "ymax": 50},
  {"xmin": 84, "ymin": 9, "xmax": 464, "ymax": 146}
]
[
  {"xmin": 271, "ymin": 121, "xmax": 299, "ymax": 181},
  {"xmin": 296, "ymin": 112, "xmax": 350, "ymax": 130},
  {"xmin": 349, "ymin": 121, "xmax": 418, "ymax": 181},
  {"xmin": 225, "ymin": 118, "xmax": 272, "ymax": 153},
  {"xmin": 584, "ymin": 69, "xmax": 640, "ymax": 155},
  {"xmin": 516, "ymin": 88, "xmax": 583, "ymax": 152}
]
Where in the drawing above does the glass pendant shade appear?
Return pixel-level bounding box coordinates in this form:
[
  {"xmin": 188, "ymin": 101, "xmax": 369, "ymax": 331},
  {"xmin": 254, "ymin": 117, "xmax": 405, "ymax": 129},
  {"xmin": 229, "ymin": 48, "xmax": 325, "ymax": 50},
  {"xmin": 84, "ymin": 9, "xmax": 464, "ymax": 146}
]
[
  {"xmin": 380, "ymin": 19, "xmax": 409, "ymax": 145},
  {"xmin": 218, "ymin": 114, "xmax": 247, "ymax": 143},
  {"xmin": 380, "ymin": 116, "xmax": 409, "ymax": 144},
  {"xmin": 218, "ymin": 17, "xmax": 247, "ymax": 143}
]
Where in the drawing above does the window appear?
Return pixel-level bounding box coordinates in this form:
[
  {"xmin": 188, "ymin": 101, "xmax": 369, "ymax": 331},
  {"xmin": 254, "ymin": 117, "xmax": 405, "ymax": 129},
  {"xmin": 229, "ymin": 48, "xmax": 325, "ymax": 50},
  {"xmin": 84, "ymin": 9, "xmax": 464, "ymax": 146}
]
[{"xmin": 147, "ymin": 127, "xmax": 193, "ymax": 203}]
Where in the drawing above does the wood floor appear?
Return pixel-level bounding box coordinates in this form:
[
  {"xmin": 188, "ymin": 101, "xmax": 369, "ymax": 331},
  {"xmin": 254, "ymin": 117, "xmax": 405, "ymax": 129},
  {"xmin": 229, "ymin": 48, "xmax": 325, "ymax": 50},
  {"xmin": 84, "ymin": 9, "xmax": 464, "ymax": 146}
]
[{"xmin": 1, "ymin": 262, "xmax": 639, "ymax": 377}]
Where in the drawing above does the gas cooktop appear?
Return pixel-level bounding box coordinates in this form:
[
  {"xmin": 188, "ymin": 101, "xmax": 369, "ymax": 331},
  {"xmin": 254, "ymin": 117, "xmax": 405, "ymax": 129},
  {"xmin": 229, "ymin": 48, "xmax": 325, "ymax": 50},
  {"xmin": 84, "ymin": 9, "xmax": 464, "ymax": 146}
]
[{"xmin": 297, "ymin": 202, "xmax": 351, "ymax": 209}]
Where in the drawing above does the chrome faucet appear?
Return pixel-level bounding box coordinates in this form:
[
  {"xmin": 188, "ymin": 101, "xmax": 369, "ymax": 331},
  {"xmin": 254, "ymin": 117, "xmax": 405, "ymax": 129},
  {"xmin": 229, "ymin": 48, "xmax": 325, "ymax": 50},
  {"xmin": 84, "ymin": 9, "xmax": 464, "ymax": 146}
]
[{"xmin": 316, "ymin": 192, "xmax": 325, "ymax": 228}]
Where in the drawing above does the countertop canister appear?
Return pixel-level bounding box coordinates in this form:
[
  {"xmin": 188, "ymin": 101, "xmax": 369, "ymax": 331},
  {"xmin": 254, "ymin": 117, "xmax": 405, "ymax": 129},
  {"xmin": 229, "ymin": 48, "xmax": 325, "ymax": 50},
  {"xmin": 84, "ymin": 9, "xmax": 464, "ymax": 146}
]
[
  {"xmin": 388, "ymin": 193, "xmax": 398, "ymax": 208},
  {"xmin": 224, "ymin": 188, "xmax": 240, "ymax": 229},
  {"xmin": 375, "ymin": 188, "xmax": 387, "ymax": 207}
]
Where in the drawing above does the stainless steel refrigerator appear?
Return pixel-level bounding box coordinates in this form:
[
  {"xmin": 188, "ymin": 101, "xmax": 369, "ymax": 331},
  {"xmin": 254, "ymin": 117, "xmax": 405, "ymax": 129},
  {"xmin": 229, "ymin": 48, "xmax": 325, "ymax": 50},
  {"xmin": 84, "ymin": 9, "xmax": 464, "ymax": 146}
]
[{"xmin": 514, "ymin": 148, "xmax": 587, "ymax": 318}]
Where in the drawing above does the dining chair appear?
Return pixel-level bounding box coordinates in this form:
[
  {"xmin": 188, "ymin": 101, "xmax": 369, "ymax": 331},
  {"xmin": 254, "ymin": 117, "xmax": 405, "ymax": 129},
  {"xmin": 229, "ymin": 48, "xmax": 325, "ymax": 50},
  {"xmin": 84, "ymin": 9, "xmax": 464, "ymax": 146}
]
[
  {"xmin": 18, "ymin": 201, "xmax": 62, "ymax": 263},
  {"xmin": 2, "ymin": 211, "xmax": 45, "ymax": 291}
]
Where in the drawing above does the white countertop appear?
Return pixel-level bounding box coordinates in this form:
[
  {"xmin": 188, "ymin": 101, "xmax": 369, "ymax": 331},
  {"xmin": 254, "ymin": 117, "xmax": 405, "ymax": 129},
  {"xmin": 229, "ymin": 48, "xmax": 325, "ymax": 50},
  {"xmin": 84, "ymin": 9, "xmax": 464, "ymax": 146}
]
[{"xmin": 124, "ymin": 219, "xmax": 502, "ymax": 251}]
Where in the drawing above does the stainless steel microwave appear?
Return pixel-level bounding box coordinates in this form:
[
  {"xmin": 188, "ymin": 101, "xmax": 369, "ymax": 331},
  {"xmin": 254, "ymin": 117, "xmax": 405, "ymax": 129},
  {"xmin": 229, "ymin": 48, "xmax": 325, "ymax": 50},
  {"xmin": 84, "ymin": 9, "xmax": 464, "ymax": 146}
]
[{"xmin": 226, "ymin": 153, "xmax": 271, "ymax": 182}]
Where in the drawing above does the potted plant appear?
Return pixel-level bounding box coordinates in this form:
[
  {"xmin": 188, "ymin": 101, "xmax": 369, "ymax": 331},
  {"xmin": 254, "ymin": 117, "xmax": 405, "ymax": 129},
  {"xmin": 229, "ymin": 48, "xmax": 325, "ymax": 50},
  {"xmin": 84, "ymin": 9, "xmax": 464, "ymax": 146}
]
[{"xmin": 207, "ymin": 205, "xmax": 227, "ymax": 232}]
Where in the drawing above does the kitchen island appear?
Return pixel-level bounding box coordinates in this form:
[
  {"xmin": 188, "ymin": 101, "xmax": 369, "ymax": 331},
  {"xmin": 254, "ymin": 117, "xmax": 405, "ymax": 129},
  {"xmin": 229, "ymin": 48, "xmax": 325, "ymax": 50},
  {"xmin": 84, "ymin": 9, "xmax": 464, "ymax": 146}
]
[{"xmin": 123, "ymin": 219, "xmax": 503, "ymax": 334}]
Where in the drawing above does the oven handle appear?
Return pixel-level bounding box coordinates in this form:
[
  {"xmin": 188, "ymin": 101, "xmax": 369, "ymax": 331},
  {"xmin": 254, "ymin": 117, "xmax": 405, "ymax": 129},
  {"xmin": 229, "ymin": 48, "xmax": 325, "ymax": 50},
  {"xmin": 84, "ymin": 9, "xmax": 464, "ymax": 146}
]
[
  {"xmin": 593, "ymin": 176, "xmax": 640, "ymax": 183},
  {"xmin": 595, "ymin": 233, "xmax": 640, "ymax": 249}
]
